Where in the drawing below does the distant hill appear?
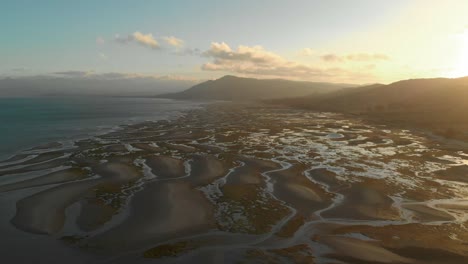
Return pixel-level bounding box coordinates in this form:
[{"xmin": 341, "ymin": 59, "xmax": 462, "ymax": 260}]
[
  {"xmin": 0, "ymin": 76, "xmax": 194, "ymax": 97},
  {"xmin": 157, "ymin": 75, "xmax": 357, "ymax": 101},
  {"xmin": 277, "ymin": 76, "xmax": 468, "ymax": 140}
]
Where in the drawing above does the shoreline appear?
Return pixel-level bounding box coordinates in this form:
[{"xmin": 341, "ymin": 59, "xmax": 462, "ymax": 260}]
[
  {"xmin": 273, "ymin": 101, "xmax": 468, "ymax": 154},
  {"xmin": 278, "ymin": 102, "xmax": 468, "ymax": 147},
  {"xmin": 0, "ymin": 99, "xmax": 204, "ymax": 161},
  {"xmin": 1, "ymin": 102, "xmax": 468, "ymax": 263}
]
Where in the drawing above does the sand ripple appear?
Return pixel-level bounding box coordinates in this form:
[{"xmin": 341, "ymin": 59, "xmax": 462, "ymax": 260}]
[{"xmin": 1, "ymin": 103, "xmax": 468, "ymax": 263}]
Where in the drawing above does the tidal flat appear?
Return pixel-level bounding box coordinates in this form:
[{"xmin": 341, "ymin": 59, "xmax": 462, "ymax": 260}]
[{"xmin": 1, "ymin": 103, "xmax": 468, "ymax": 263}]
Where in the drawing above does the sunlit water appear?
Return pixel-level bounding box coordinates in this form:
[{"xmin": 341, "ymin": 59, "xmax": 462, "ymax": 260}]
[
  {"xmin": 0, "ymin": 97, "xmax": 201, "ymax": 159},
  {"xmin": 1, "ymin": 103, "xmax": 468, "ymax": 263}
]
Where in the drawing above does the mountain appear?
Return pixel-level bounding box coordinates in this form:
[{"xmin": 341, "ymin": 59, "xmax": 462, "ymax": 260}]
[
  {"xmin": 0, "ymin": 76, "xmax": 195, "ymax": 97},
  {"xmin": 277, "ymin": 76, "xmax": 468, "ymax": 140},
  {"xmin": 157, "ymin": 75, "xmax": 357, "ymax": 100}
]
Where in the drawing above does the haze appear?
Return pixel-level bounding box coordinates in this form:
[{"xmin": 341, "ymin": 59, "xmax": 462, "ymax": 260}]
[
  {"xmin": 1, "ymin": 2, "xmax": 468, "ymax": 264},
  {"xmin": 1, "ymin": 0, "xmax": 468, "ymax": 87}
]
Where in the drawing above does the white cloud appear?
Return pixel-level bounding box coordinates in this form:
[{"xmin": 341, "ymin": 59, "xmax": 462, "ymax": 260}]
[
  {"xmin": 201, "ymin": 42, "xmax": 374, "ymax": 82},
  {"xmin": 115, "ymin": 32, "xmax": 160, "ymax": 49},
  {"xmin": 321, "ymin": 53, "xmax": 390, "ymax": 62},
  {"xmin": 132, "ymin": 32, "xmax": 160, "ymax": 49},
  {"xmin": 205, "ymin": 42, "xmax": 232, "ymax": 54},
  {"xmin": 114, "ymin": 32, "xmax": 191, "ymax": 51},
  {"xmin": 298, "ymin": 48, "xmax": 315, "ymax": 56},
  {"xmin": 203, "ymin": 42, "xmax": 286, "ymax": 65},
  {"xmin": 163, "ymin": 36, "xmax": 184, "ymax": 47}
]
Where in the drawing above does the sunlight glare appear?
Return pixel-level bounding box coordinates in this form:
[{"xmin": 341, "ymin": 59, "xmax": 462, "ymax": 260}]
[{"xmin": 449, "ymin": 30, "xmax": 468, "ymax": 78}]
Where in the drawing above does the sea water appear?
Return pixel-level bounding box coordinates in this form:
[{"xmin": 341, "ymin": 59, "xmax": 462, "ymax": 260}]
[{"xmin": 0, "ymin": 97, "xmax": 201, "ymax": 159}]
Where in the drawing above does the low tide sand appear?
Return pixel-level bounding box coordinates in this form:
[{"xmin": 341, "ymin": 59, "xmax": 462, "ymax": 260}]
[{"xmin": 1, "ymin": 103, "xmax": 468, "ymax": 263}]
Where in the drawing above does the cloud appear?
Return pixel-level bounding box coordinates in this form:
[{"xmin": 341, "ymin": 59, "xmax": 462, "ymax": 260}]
[
  {"xmin": 114, "ymin": 32, "xmax": 189, "ymax": 51},
  {"xmin": 132, "ymin": 32, "xmax": 160, "ymax": 49},
  {"xmin": 115, "ymin": 34, "xmax": 133, "ymax": 44},
  {"xmin": 115, "ymin": 32, "xmax": 160, "ymax": 49},
  {"xmin": 203, "ymin": 42, "xmax": 285, "ymax": 64},
  {"xmin": 163, "ymin": 36, "xmax": 184, "ymax": 47},
  {"xmin": 51, "ymin": 71, "xmax": 200, "ymax": 81},
  {"xmin": 298, "ymin": 48, "xmax": 315, "ymax": 56},
  {"xmin": 10, "ymin": 67, "xmax": 28, "ymax": 72},
  {"xmin": 201, "ymin": 42, "xmax": 373, "ymax": 82},
  {"xmin": 173, "ymin": 47, "xmax": 201, "ymax": 56},
  {"xmin": 321, "ymin": 53, "xmax": 390, "ymax": 62},
  {"xmin": 347, "ymin": 53, "xmax": 390, "ymax": 61},
  {"xmin": 53, "ymin": 71, "xmax": 95, "ymax": 78},
  {"xmin": 53, "ymin": 71, "xmax": 138, "ymax": 79},
  {"xmin": 96, "ymin": 37, "xmax": 105, "ymax": 45},
  {"xmin": 321, "ymin": 54, "xmax": 344, "ymax": 62}
]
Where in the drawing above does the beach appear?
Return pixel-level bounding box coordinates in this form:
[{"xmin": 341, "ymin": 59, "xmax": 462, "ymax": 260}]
[{"xmin": 1, "ymin": 102, "xmax": 468, "ymax": 263}]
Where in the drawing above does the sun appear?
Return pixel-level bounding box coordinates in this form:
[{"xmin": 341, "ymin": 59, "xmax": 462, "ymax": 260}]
[{"xmin": 448, "ymin": 30, "xmax": 468, "ymax": 78}]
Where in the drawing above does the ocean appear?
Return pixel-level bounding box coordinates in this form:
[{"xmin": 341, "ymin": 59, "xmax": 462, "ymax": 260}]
[{"xmin": 0, "ymin": 97, "xmax": 201, "ymax": 160}]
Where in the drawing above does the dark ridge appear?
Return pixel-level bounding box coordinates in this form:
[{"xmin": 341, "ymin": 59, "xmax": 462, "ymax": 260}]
[
  {"xmin": 275, "ymin": 76, "xmax": 468, "ymax": 140},
  {"xmin": 156, "ymin": 75, "xmax": 358, "ymax": 101}
]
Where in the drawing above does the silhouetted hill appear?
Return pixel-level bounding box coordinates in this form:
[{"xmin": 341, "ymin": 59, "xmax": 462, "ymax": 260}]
[
  {"xmin": 0, "ymin": 76, "xmax": 194, "ymax": 97},
  {"xmin": 157, "ymin": 75, "xmax": 357, "ymax": 101},
  {"xmin": 277, "ymin": 76, "xmax": 468, "ymax": 140}
]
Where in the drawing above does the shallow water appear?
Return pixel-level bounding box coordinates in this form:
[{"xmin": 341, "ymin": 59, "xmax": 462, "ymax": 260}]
[
  {"xmin": 0, "ymin": 97, "xmax": 201, "ymax": 160},
  {"xmin": 1, "ymin": 103, "xmax": 468, "ymax": 263}
]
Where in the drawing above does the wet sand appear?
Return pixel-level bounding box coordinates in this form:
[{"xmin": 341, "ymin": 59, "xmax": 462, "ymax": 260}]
[{"xmin": 1, "ymin": 103, "xmax": 468, "ymax": 263}]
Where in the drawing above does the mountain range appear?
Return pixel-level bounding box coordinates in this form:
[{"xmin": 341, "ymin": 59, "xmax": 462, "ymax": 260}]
[
  {"xmin": 156, "ymin": 75, "xmax": 357, "ymax": 100},
  {"xmin": 277, "ymin": 76, "xmax": 468, "ymax": 140},
  {"xmin": 0, "ymin": 76, "xmax": 195, "ymax": 97},
  {"xmin": 2, "ymin": 73, "xmax": 467, "ymax": 140},
  {"xmin": 160, "ymin": 74, "xmax": 468, "ymax": 140}
]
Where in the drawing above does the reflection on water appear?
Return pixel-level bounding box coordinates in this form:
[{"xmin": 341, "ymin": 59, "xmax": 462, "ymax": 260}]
[
  {"xmin": 0, "ymin": 103, "xmax": 467, "ymax": 263},
  {"xmin": 0, "ymin": 97, "xmax": 201, "ymax": 159}
]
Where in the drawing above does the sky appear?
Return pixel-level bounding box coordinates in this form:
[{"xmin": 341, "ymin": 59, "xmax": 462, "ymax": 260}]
[{"xmin": 1, "ymin": 0, "xmax": 468, "ymax": 84}]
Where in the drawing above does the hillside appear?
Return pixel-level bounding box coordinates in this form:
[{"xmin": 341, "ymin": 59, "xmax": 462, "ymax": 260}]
[
  {"xmin": 278, "ymin": 76, "xmax": 468, "ymax": 140},
  {"xmin": 157, "ymin": 75, "xmax": 356, "ymax": 101},
  {"xmin": 0, "ymin": 76, "xmax": 193, "ymax": 97}
]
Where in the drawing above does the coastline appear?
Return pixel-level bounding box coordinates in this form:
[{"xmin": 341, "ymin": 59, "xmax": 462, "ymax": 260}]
[
  {"xmin": 0, "ymin": 97, "xmax": 204, "ymax": 161},
  {"xmin": 0, "ymin": 102, "xmax": 468, "ymax": 263}
]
